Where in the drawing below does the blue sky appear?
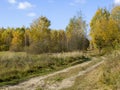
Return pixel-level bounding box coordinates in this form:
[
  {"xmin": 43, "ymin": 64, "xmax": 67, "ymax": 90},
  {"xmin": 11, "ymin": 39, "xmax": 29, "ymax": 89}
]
[{"xmin": 0, "ymin": 0, "xmax": 120, "ymax": 30}]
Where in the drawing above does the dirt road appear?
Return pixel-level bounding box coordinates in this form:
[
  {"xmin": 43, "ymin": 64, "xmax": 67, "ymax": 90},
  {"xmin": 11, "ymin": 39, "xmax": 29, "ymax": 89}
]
[{"xmin": 0, "ymin": 59, "xmax": 104, "ymax": 90}]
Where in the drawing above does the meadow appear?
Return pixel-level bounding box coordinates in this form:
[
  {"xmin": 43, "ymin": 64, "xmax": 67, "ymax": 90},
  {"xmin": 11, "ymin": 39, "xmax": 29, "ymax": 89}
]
[{"xmin": 0, "ymin": 51, "xmax": 91, "ymax": 86}]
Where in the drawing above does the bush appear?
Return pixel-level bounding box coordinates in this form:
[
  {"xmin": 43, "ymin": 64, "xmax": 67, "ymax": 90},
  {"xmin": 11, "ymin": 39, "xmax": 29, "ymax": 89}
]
[
  {"xmin": 10, "ymin": 45, "xmax": 23, "ymax": 52},
  {"xmin": 27, "ymin": 41, "xmax": 50, "ymax": 54},
  {"xmin": 0, "ymin": 45, "xmax": 9, "ymax": 51}
]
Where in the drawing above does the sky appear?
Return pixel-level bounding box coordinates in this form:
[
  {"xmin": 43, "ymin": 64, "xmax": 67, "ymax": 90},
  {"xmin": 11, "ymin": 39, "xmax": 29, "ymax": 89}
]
[{"xmin": 0, "ymin": 0, "xmax": 120, "ymax": 30}]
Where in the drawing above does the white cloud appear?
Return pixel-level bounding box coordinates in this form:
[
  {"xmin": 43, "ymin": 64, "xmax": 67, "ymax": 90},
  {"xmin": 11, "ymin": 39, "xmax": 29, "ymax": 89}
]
[
  {"xmin": 70, "ymin": 0, "xmax": 86, "ymax": 6},
  {"xmin": 27, "ymin": 12, "xmax": 36, "ymax": 17},
  {"xmin": 114, "ymin": 0, "xmax": 120, "ymax": 5},
  {"xmin": 18, "ymin": 1, "xmax": 34, "ymax": 10},
  {"xmin": 8, "ymin": 0, "xmax": 16, "ymax": 4}
]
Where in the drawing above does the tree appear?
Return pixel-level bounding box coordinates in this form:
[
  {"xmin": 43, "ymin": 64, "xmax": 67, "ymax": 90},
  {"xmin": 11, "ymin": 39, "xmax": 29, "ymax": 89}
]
[
  {"xmin": 111, "ymin": 6, "xmax": 120, "ymax": 28},
  {"xmin": 50, "ymin": 30, "xmax": 59, "ymax": 52},
  {"xmin": 57, "ymin": 30, "xmax": 67, "ymax": 52},
  {"xmin": 29, "ymin": 16, "xmax": 51, "ymax": 54},
  {"xmin": 90, "ymin": 8, "xmax": 110, "ymax": 51},
  {"xmin": 1, "ymin": 28, "xmax": 13, "ymax": 50},
  {"xmin": 106, "ymin": 18, "xmax": 120, "ymax": 48},
  {"xmin": 10, "ymin": 28, "xmax": 25, "ymax": 51},
  {"xmin": 24, "ymin": 28, "xmax": 30, "ymax": 49},
  {"xmin": 110, "ymin": 6, "xmax": 120, "ymax": 46},
  {"xmin": 90, "ymin": 8, "xmax": 120, "ymax": 52},
  {"xmin": 0, "ymin": 28, "xmax": 6, "ymax": 51},
  {"xmin": 66, "ymin": 13, "xmax": 89, "ymax": 51}
]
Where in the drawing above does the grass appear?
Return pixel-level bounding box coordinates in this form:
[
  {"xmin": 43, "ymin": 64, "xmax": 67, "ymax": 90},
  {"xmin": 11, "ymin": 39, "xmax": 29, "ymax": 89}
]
[
  {"xmin": 0, "ymin": 51, "xmax": 92, "ymax": 86},
  {"xmin": 44, "ymin": 57, "xmax": 101, "ymax": 82},
  {"xmin": 35, "ymin": 53, "xmax": 103, "ymax": 90},
  {"xmin": 62, "ymin": 50, "xmax": 120, "ymax": 90}
]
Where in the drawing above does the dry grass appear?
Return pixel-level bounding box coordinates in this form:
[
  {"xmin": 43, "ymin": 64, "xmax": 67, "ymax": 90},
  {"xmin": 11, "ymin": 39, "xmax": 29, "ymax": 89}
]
[
  {"xmin": 35, "ymin": 54, "xmax": 103, "ymax": 90},
  {"xmin": 51, "ymin": 51, "xmax": 84, "ymax": 58},
  {"xmin": 62, "ymin": 50, "xmax": 120, "ymax": 90},
  {"xmin": 0, "ymin": 51, "xmax": 92, "ymax": 86}
]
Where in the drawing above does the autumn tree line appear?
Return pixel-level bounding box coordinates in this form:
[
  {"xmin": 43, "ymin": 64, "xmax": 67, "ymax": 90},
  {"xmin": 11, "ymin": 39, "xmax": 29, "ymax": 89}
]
[
  {"xmin": 0, "ymin": 6, "xmax": 120, "ymax": 54},
  {"xmin": 90, "ymin": 6, "xmax": 120, "ymax": 52},
  {"xmin": 0, "ymin": 14, "xmax": 89, "ymax": 54}
]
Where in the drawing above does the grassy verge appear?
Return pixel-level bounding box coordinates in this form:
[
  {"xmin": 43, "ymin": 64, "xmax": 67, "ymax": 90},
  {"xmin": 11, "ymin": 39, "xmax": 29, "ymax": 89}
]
[
  {"xmin": 0, "ymin": 51, "xmax": 91, "ymax": 86},
  {"xmin": 44, "ymin": 56, "xmax": 101, "ymax": 83},
  {"xmin": 35, "ymin": 54, "xmax": 103, "ymax": 90},
  {"xmin": 62, "ymin": 51, "xmax": 120, "ymax": 90}
]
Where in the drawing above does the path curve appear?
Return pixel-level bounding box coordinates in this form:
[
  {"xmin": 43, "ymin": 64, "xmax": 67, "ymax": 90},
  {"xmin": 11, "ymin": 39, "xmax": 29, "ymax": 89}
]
[{"xmin": 0, "ymin": 60, "xmax": 104, "ymax": 90}]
